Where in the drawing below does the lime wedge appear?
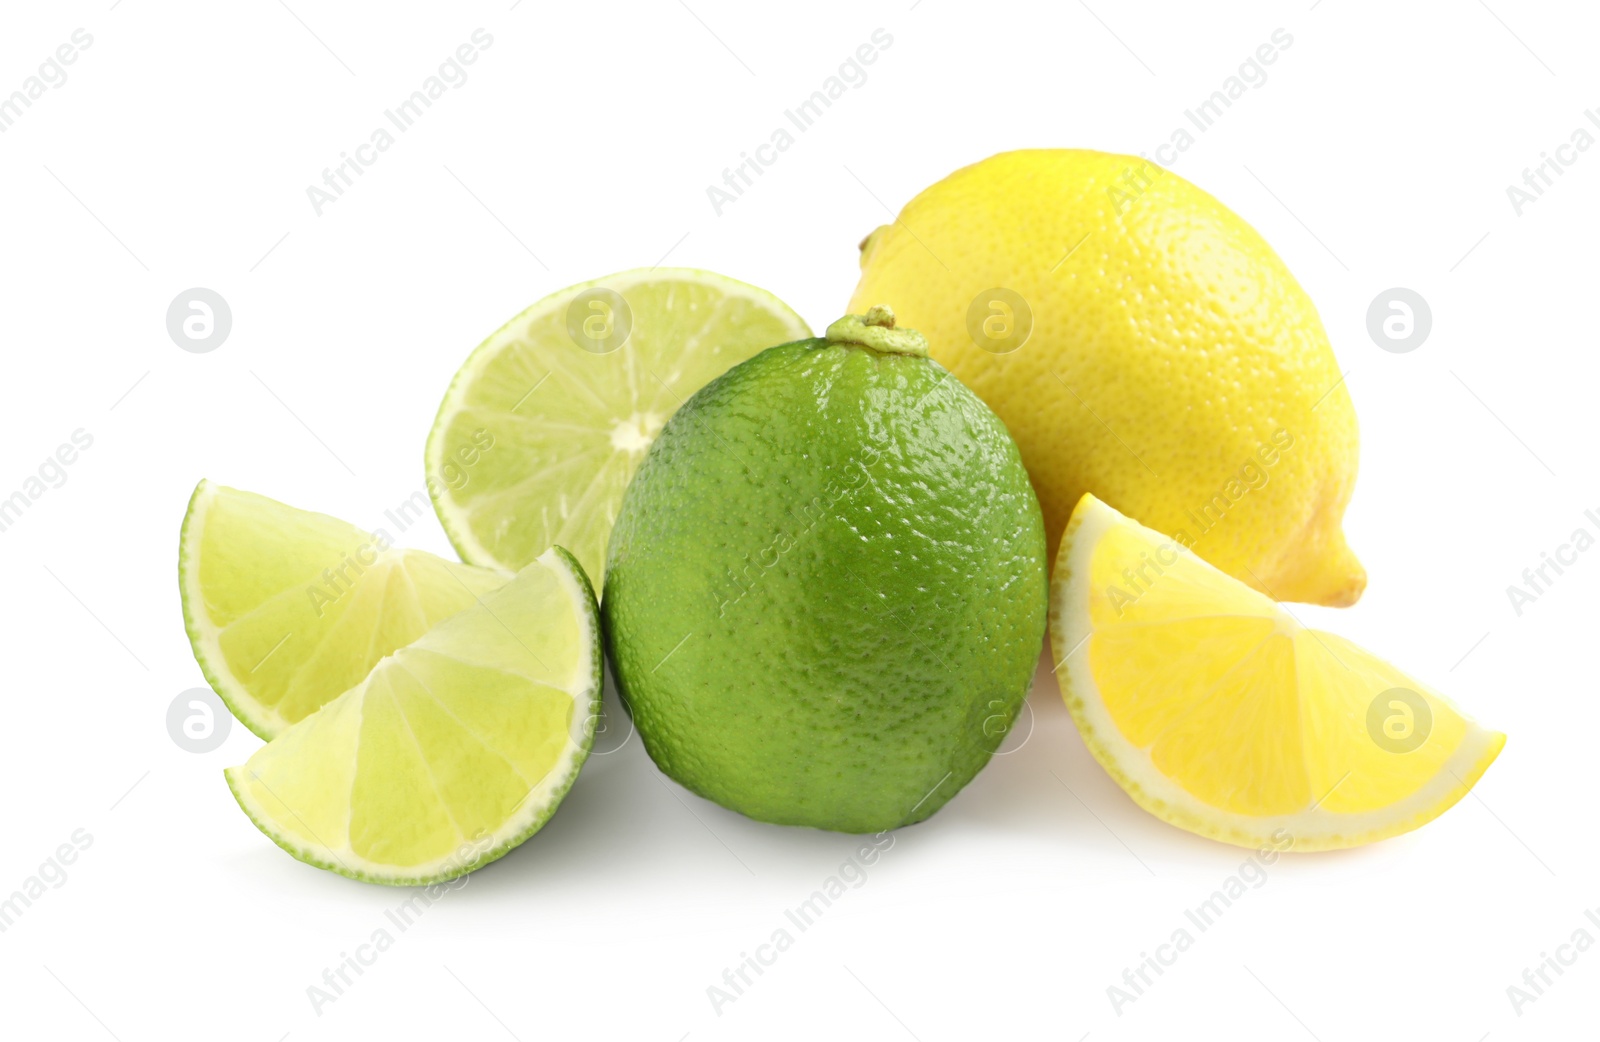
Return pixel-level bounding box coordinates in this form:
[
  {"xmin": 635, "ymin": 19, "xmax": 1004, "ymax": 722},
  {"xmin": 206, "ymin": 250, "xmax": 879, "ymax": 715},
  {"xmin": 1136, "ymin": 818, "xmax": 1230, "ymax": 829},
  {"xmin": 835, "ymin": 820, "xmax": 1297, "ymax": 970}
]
[
  {"xmin": 180, "ymin": 480, "xmax": 507, "ymax": 739},
  {"xmin": 226, "ymin": 546, "xmax": 602, "ymax": 885},
  {"xmin": 425, "ymin": 268, "xmax": 810, "ymax": 585}
]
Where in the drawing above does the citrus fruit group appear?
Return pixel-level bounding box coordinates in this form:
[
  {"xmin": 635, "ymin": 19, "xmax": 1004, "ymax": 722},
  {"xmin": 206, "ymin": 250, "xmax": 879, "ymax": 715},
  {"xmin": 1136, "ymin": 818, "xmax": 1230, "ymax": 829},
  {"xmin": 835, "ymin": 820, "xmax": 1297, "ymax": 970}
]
[
  {"xmin": 850, "ymin": 148, "xmax": 1365, "ymax": 606},
  {"xmin": 602, "ymin": 308, "xmax": 1048, "ymax": 832}
]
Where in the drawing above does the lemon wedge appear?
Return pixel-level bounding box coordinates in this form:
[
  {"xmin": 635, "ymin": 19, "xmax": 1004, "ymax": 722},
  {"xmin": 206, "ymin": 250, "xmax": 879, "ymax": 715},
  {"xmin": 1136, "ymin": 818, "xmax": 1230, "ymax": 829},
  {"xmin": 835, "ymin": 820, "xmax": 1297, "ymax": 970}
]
[{"xmin": 1050, "ymin": 494, "xmax": 1503, "ymax": 850}]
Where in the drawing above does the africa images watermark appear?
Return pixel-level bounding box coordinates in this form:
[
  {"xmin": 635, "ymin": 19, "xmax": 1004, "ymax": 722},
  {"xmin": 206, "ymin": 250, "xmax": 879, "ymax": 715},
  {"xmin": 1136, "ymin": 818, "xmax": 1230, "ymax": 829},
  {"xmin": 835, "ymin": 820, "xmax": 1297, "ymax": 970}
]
[
  {"xmin": 0, "ymin": 829, "xmax": 94, "ymax": 934},
  {"xmin": 304, "ymin": 529, "xmax": 396, "ymax": 618},
  {"xmin": 0, "ymin": 428, "xmax": 95, "ymax": 536},
  {"xmin": 305, "ymin": 29, "xmax": 494, "ymax": 216},
  {"xmin": 1505, "ymin": 904, "xmax": 1600, "ymax": 1018},
  {"xmin": 306, "ymin": 830, "xmax": 493, "ymax": 1016},
  {"xmin": 1169, "ymin": 428, "xmax": 1294, "ymax": 549},
  {"xmin": 1110, "ymin": 28, "xmax": 1294, "ymax": 213},
  {"xmin": 1107, "ymin": 828, "xmax": 1292, "ymax": 1016},
  {"xmin": 706, "ymin": 830, "xmax": 897, "ymax": 1016},
  {"xmin": 705, "ymin": 28, "xmax": 894, "ymax": 216},
  {"xmin": 1504, "ymin": 505, "xmax": 1600, "ymax": 616},
  {"xmin": 1101, "ymin": 429, "xmax": 1294, "ymax": 617},
  {"xmin": 1505, "ymin": 108, "xmax": 1600, "ymax": 217},
  {"xmin": 715, "ymin": 445, "xmax": 881, "ymax": 617},
  {"xmin": 303, "ymin": 427, "xmax": 496, "ymax": 617},
  {"xmin": 0, "ymin": 28, "xmax": 94, "ymax": 134}
]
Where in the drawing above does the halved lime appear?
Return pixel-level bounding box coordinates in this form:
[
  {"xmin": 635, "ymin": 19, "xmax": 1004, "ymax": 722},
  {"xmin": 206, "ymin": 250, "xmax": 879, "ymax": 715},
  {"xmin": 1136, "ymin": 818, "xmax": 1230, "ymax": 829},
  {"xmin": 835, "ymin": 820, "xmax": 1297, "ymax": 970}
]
[
  {"xmin": 226, "ymin": 546, "xmax": 602, "ymax": 885},
  {"xmin": 425, "ymin": 268, "xmax": 810, "ymax": 585},
  {"xmin": 180, "ymin": 480, "xmax": 507, "ymax": 739}
]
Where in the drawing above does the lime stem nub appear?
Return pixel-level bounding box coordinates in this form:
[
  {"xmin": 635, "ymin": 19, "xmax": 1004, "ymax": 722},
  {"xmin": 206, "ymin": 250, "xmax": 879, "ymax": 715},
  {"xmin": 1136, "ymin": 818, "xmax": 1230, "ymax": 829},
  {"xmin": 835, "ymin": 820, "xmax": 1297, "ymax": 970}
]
[{"xmin": 825, "ymin": 306, "xmax": 929, "ymax": 357}]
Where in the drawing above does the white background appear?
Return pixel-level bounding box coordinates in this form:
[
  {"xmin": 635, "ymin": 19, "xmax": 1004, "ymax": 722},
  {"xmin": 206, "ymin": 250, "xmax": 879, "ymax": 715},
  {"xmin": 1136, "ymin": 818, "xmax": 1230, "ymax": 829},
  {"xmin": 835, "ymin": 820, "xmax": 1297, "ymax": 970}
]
[{"xmin": 0, "ymin": 1, "xmax": 1594, "ymax": 1039}]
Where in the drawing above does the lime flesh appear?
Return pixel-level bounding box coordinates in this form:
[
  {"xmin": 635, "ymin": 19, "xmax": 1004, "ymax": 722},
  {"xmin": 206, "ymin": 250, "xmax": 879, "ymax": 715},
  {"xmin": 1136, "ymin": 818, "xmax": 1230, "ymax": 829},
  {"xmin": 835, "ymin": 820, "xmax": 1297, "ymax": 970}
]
[
  {"xmin": 425, "ymin": 268, "xmax": 811, "ymax": 588},
  {"xmin": 180, "ymin": 480, "xmax": 507, "ymax": 740},
  {"xmin": 226, "ymin": 546, "xmax": 602, "ymax": 885}
]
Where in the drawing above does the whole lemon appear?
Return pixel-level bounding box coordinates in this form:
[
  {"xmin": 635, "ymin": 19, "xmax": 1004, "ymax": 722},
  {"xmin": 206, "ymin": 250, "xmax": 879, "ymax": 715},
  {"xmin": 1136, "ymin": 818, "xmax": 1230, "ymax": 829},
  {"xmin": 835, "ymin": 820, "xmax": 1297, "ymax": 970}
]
[
  {"xmin": 603, "ymin": 308, "xmax": 1047, "ymax": 833},
  {"xmin": 849, "ymin": 149, "xmax": 1363, "ymax": 606}
]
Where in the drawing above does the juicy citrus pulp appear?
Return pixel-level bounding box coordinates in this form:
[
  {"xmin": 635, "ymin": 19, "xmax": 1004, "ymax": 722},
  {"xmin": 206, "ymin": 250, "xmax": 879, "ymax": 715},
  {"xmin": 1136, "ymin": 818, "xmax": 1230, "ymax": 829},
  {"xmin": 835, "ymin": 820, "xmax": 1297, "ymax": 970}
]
[
  {"xmin": 180, "ymin": 480, "xmax": 507, "ymax": 740},
  {"xmin": 427, "ymin": 268, "xmax": 811, "ymax": 587},
  {"xmin": 226, "ymin": 546, "xmax": 602, "ymax": 885},
  {"xmin": 1050, "ymin": 494, "xmax": 1503, "ymax": 850}
]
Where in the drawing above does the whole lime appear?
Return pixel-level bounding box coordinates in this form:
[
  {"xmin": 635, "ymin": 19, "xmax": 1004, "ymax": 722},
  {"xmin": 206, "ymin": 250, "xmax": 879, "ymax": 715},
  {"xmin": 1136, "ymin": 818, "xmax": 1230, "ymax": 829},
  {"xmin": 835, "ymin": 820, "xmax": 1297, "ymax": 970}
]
[{"xmin": 602, "ymin": 307, "xmax": 1047, "ymax": 832}]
